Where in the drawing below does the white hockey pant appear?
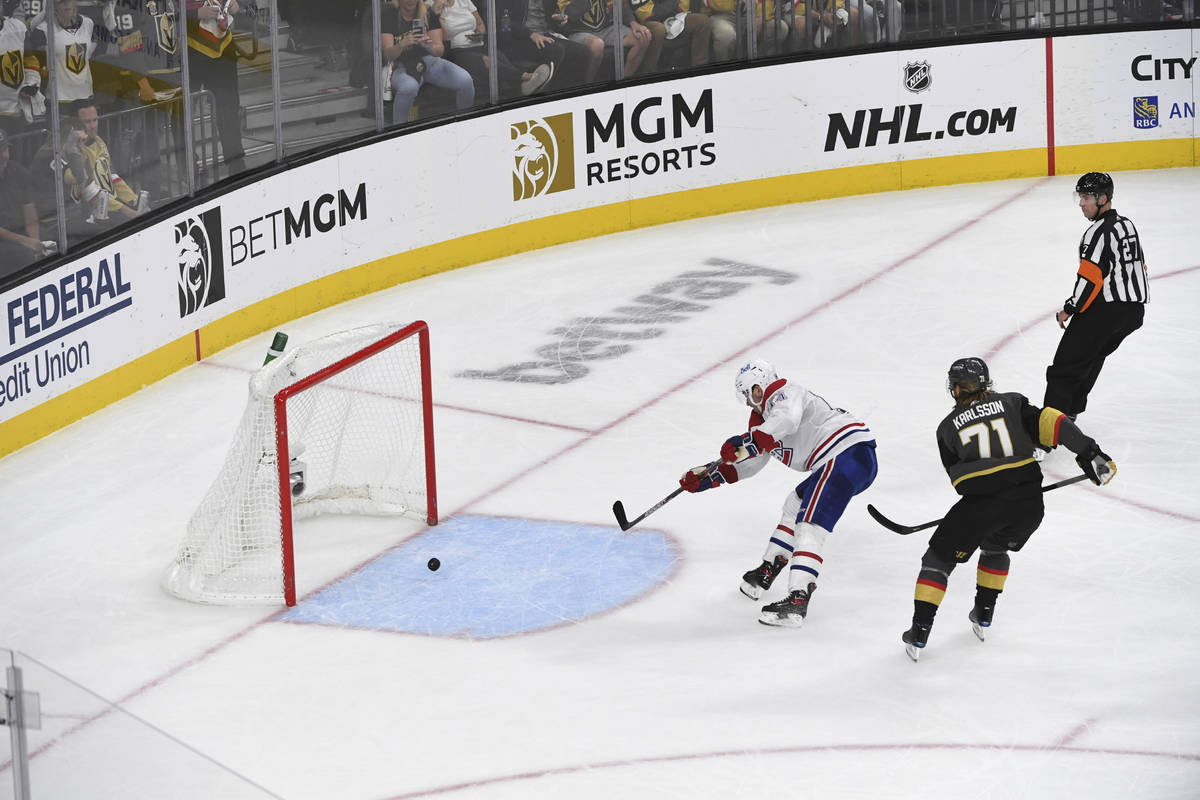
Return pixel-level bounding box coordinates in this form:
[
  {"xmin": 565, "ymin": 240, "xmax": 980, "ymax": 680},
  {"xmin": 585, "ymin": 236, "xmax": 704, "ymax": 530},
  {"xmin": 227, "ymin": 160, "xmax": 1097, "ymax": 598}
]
[{"xmin": 763, "ymin": 491, "xmax": 831, "ymax": 593}]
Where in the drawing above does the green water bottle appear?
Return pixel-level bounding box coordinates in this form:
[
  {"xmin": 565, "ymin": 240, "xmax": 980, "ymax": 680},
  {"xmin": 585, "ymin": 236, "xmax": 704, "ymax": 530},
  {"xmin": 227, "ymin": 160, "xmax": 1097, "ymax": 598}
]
[{"xmin": 263, "ymin": 331, "xmax": 288, "ymax": 365}]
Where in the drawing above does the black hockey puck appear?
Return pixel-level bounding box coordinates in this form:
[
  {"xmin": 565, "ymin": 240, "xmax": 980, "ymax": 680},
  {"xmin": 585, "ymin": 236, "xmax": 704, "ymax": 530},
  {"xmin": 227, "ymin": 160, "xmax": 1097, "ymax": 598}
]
[{"xmin": 427, "ymin": 557, "xmax": 440, "ymax": 571}]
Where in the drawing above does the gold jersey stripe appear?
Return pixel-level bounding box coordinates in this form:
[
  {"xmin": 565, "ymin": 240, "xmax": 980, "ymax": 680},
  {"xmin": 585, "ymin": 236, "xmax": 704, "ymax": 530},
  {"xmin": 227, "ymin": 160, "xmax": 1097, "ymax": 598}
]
[{"xmin": 951, "ymin": 457, "xmax": 1037, "ymax": 488}]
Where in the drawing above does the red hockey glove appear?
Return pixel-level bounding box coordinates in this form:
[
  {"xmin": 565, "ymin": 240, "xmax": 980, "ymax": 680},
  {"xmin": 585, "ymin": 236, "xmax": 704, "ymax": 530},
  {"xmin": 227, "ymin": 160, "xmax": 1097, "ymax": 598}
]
[
  {"xmin": 721, "ymin": 430, "xmax": 780, "ymax": 463},
  {"xmin": 680, "ymin": 463, "xmax": 738, "ymax": 493}
]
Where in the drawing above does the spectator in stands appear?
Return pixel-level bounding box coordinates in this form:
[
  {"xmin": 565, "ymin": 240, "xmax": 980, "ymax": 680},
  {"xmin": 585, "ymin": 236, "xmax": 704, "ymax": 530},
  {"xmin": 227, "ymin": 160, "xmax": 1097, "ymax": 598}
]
[
  {"xmin": 495, "ymin": 0, "xmax": 600, "ymax": 89},
  {"xmin": 27, "ymin": 0, "xmax": 104, "ymax": 111},
  {"xmin": 185, "ymin": 0, "xmax": 245, "ymax": 175},
  {"xmin": 90, "ymin": 0, "xmax": 183, "ymax": 112},
  {"xmin": 845, "ymin": 0, "xmax": 900, "ymax": 42},
  {"xmin": 434, "ymin": 0, "xmax": 554, "ymax": 98},
  {"xmin": 700, "ymin": 0, "xmax": 796, "ymax": 60},
  {"xmin": 0, "ymin": 129, "xmax": 45, "ymax": 276},
  {"xmin": 0, "ymin": 5, "xmax": 43, "ymax": 161},
  {"xmin": 380, "ymin": 0, "xmax": 475, "ymax": 125},
  {"xmin": 83, "ymin": 1, "xmax": 182, "ymax": 200},
  {"xmin": 804, "ymin": 0, "xmax": 859, "ymax": 47},
  {"xmin": 61, "ymin": 99, "xmax": 147, "ymax": 230},
  {"xmin": 632, "ymin": 0, "xmax": 710, "ymax": 72},
  {"xmin": 700, "ymin": 0, "xmax": 746, "ymax": 61},
  {"xmin": 557, "ymin": 0, "xmax": 654, "ymax": 79}
]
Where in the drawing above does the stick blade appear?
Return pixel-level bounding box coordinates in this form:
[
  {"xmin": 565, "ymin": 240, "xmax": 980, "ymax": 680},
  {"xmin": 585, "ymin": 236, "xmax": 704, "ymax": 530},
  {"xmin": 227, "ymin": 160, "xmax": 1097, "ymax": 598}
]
[
  {"xmin": 867, "ymin": 503, "xmax": 916, "ymax": 535},
  {"xmin": 612, "ymin": 500, "xmax": 631, "ymax": 531}
]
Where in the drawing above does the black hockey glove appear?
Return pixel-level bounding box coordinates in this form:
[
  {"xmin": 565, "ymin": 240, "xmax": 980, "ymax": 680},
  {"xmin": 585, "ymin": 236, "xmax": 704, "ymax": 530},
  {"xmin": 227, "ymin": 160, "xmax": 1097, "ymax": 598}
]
[{"xmin": 1077, "ymin": 445, "xmax": 1116, "ymax": 486}]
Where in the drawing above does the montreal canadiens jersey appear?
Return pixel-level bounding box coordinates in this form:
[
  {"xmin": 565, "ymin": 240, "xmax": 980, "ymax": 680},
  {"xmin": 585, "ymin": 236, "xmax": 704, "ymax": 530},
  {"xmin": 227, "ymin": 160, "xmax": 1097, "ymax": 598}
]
[
  {"xmin": 0, "ymin": 16, "xmax": 29, "ymax": 116},
  {"xmin": 732, "ymin": 379, "xmax": 874, "ymax": 479},
  {"xmin": 33, "ymin": 12, "xmax": 99, "ymax": 102}
]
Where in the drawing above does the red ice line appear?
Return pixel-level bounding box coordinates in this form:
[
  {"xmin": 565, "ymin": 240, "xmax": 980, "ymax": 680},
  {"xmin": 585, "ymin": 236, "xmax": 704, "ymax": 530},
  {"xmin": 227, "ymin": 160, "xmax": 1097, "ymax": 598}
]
[{"xmin": 379, "ymin": 740, "xmax": 1200, "ymax": 800}]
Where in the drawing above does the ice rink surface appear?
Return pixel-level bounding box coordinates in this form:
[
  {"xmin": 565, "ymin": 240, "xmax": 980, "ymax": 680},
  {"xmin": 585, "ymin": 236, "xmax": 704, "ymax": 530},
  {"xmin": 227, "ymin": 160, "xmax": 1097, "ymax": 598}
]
[{"xmin": 2, "ymin": 169, "xmax": 1199, "ymax": 799}]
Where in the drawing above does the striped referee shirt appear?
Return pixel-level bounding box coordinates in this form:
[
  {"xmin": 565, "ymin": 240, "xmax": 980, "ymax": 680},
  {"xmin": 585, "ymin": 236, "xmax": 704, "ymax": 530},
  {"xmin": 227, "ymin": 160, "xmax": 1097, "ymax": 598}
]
[{"xmin": 1065, "ymin": 209, "xmax": 1150, "ymax": 314}]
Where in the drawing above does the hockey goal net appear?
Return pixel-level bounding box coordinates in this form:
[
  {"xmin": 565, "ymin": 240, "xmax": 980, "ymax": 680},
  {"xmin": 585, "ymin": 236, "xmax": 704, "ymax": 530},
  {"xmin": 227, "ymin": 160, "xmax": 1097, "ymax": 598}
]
[{"xmin": 164, "ymin": 321, "xmax": 438, "ymax": 606}]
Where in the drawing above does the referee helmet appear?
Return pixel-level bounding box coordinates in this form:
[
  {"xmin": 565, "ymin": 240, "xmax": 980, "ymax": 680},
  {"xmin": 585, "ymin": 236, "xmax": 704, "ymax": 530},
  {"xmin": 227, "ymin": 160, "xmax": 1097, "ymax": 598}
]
[{"xmin": 1075, "ymin": 172, "xmax": 1114, "ymax": 201}]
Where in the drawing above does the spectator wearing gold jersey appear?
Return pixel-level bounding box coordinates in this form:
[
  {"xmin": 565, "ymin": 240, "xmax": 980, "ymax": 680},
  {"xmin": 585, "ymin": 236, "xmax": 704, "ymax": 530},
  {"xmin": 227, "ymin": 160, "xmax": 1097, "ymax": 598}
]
[{"xmin": 61, "ymin": 99, "xmax": 147, "ymax": 228}]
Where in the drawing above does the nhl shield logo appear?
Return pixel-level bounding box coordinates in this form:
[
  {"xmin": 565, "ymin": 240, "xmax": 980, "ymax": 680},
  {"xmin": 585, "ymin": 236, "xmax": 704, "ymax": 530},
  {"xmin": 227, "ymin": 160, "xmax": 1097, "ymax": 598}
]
[
  {"xmin": 904, "ymin": 61, "xmax": 932, "ymax": 94},
  {"xmin": 512, "ymin": 113, "xmax": 574, "ymax": 201}
]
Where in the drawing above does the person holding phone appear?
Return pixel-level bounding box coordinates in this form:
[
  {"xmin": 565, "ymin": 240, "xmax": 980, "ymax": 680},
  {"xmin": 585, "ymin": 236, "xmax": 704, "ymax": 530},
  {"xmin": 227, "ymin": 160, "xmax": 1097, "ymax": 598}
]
[{"xmin": 380, "ymin": 0, "xmax": 475, "ymax": 124}]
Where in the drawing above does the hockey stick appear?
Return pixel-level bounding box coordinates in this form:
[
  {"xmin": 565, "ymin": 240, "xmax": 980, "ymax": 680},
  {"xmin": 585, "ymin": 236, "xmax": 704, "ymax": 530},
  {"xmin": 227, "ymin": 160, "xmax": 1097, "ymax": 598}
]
[
  {"xmin": 612, "ymin": 461, "xmax": 720, "ymax": 532},
  {"xmin": 866, "ymin": 473, "xmax": 1092, "ymax": 535}
]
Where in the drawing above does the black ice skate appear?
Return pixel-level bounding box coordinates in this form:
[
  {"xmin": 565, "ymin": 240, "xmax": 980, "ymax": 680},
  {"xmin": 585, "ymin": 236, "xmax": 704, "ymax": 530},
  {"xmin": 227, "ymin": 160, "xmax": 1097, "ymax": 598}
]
[
  {"xmin": 739, "ymin": 555, "xmax": 789, "ymax": 600},
  {"xmin": 902, "ymin": 622, "xmax": 932, "ymax": 662},
  {"xmin": 758, "ymin": 582, "xmax": 816, "ymax": 627},
  {"xmin": 969, "ymin": 604, "xmax": 994, "ymax": 642}
]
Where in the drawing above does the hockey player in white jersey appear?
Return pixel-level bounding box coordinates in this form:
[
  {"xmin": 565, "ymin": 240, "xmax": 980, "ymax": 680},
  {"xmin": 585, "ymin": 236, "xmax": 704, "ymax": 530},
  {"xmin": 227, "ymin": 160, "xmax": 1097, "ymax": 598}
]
[{"xmin": 679, "ymin": 359, "xmax": 878, "ymax": 627}]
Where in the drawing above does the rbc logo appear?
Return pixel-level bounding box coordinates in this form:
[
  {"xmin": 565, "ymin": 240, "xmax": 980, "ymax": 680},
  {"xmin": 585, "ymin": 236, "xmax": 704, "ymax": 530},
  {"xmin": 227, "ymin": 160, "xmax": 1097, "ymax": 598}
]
[{"xmin": 1133, "ymin": 96, "xmax": 1158, "ymax": 129}]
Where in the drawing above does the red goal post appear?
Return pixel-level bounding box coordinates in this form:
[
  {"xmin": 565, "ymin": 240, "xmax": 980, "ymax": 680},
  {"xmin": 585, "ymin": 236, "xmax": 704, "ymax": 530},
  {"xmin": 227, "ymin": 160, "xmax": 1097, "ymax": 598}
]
[{"xmin": 165, "ymin": 321, "xmax": 438, "ymax": 607}]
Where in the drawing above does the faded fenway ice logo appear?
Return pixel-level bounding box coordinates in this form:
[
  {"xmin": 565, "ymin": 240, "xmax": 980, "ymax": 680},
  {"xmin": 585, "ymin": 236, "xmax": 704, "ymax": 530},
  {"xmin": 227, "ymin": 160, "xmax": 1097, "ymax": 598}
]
[
  {"xmin": 175, "ymin": 207, "xmax": 226, "ymax": 318},
  {"xmin": 511, "ymin": 113, "xmax": 575, "ymax": 201},
  {"xmin": 904, "ymin": 61, "xmax": 932, "ymax": 94}
]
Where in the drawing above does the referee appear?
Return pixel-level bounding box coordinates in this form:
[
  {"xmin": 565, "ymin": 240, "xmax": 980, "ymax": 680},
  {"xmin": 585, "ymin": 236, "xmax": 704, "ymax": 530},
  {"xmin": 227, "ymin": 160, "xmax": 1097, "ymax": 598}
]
[{"xmin": 1045, "ymin": 172, "xmax": 1149, "ymax": 418}]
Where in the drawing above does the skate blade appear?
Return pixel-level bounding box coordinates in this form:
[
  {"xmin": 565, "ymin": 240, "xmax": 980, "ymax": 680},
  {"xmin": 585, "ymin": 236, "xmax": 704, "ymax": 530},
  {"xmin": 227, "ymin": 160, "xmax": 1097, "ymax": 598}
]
[
  {"xmin": 758, "ymin": 613, "xmax": 804, "ymax": 628},
  {"xmin": 739, "ymin": 582, "xmax": 764, "ymax": 600},
  {"xmin": 971, "ymin": 621, "xmax": 987, "ymax": 642},
  {"xmin": 905, "ymin": 643, "xmax": 922, "ymax": 662}
]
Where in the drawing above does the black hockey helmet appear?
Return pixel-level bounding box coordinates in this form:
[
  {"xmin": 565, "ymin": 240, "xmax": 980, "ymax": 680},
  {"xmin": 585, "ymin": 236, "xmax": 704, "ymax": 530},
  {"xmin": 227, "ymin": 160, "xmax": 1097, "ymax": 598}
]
[
  {"xmin": 1075, "ymin": 172, "xmax": 1113, "ymax": 201},
  {"xmin": 947, "ymin": 357, "xmax": 990, "ymax": 395}
]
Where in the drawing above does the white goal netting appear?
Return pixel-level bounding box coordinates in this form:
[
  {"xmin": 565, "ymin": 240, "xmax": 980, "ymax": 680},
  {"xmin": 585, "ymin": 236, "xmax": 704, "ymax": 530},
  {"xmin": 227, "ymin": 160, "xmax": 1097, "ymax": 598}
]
[{"xmin": 164, "ymin": 323, "xmax": 435, "ymax": 605}]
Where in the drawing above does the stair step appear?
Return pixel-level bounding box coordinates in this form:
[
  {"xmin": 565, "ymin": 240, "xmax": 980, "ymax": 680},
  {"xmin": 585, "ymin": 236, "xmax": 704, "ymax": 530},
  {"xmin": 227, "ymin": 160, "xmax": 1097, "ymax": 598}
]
[{"xmin": 242, "ymin": 86, "xmax": 368, "ymax": 131}]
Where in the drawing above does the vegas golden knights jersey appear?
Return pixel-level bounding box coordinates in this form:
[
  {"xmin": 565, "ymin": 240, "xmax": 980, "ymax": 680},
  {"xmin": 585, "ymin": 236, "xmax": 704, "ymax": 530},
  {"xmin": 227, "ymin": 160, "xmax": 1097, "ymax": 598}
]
[
  {"xmin": 936, "ymin": 391, "xmax": 1044, "ymax": 498},
  {"xmin": 93, "ymin": 0, "xmax": 180, "ymax": 85},
  {"xmin": 33, "ymin": 13, "xmax": 99, "ymax": 102},
  {"xmin": 0, "ymin": 16, "xmax": 30, "ymax": 116},
  {"xmin": 66, "ymin": 134, "xmax": 138, "ymax": 210}
]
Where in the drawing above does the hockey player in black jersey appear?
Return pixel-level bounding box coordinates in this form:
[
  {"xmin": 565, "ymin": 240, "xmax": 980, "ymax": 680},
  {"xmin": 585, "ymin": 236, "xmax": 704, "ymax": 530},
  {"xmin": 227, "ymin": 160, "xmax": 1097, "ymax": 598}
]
[{"xmin": 901, "ymin": 357, "xmax": 1116, "ymax": 662}]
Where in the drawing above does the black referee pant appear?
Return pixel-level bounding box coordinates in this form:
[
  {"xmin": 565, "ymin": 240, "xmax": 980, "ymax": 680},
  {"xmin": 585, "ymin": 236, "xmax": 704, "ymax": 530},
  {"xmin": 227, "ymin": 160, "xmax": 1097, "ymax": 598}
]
[{"xmin": 1045, "ymin": 301, "xmax": 1144, "ymax": 416}]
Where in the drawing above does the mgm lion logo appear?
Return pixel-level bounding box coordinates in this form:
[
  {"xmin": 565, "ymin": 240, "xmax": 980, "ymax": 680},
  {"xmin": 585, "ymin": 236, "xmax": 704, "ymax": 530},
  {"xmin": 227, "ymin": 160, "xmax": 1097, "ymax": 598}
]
[
  {"xmin": 511, "ymin": 113, "xmax": 574, "ymax": 201},
  {"xmin": 175, "ymin": 207, "xmax": 226, "ymax": 317}
]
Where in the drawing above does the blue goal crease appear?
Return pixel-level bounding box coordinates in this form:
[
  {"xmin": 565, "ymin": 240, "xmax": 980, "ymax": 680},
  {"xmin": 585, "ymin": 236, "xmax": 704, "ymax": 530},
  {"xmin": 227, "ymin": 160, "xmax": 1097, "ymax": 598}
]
[{"xmin": 279, "ymin": 515, "xmax": 680, "ymax": 638}]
